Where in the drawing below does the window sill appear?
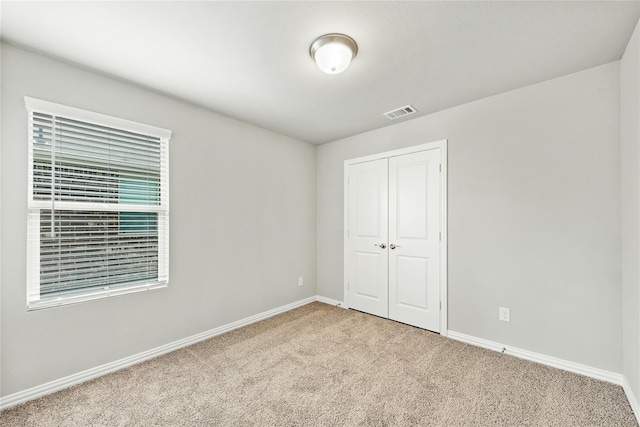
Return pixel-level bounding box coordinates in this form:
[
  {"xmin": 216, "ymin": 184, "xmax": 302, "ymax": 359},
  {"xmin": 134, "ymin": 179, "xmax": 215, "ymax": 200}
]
[{"xmin": 27, "ymin": 282, "xmax": 168, "ymax": 311}]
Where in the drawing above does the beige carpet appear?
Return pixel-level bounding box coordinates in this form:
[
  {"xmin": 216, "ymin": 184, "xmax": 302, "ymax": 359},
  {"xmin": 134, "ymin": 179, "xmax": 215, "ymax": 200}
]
[{"xmin": 1, "ymin": 302, "xmax": 636, "ymax": 426}]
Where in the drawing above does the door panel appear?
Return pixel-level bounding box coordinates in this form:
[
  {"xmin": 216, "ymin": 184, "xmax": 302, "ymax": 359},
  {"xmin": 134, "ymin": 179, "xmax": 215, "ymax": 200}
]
[
  {"xmin": 388, "ymin": 149, "xmax": 441, "ymax": 331},
  {"xmin": 396, "ymin": 162, "xmax": 428, "ymax": 238},
  {"xmin": 356, "ymin": 172, "xmax": 382, "ymax": 237},
  {"xmin": 355, "ymin": 252, "xmax": 382, "ymax": 298},
  {"xmin": 347, "ymin": 159, "xmax": 389, "ymax": 318},
  {"xmin": 396, "ymin": 255, "xmax": 428, "ymax": 309}
]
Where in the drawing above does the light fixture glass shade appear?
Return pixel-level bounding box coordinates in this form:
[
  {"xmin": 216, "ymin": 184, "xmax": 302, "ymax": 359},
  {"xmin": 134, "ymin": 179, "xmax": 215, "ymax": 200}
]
[{"xmin": 310, "ymin": 34, "xmax": 358, "ymax": 75}]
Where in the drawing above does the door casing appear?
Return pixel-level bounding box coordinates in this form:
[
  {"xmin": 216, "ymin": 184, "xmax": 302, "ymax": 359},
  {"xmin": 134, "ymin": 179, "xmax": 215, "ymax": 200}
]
[{"xmin": 343, "ymin": 140, "xmax": 448, "ymax": 335}]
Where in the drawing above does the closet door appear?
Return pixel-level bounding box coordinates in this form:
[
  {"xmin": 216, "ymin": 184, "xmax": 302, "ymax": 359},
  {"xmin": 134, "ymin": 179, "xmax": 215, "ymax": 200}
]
[
  {"xmin": 347, "ymin": 159, "xmax": 389, "ymax": 318},
  {"xmin": 388, "ymin": 149, "xmax": 441, "ymax": 331}
]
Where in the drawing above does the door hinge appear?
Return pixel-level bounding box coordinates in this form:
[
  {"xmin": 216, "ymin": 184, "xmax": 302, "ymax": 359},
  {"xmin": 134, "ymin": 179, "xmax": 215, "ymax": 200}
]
[
  {"xmin": 439, "ymin": 232, "xmax": 442, "ymax": 241},
  {"xmin": 439, "ymin": 301, "xmax": 441, "ymax": 310},
  {"xmin": 439, "ymin": 164, "xmax": 442, "ymax": 173}
]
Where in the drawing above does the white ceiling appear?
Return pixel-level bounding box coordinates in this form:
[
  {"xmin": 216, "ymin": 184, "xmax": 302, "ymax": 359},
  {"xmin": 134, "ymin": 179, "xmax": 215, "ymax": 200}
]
[{"xmin": 2, "ymin": 1, "xmax": 639, "ymax": 145}]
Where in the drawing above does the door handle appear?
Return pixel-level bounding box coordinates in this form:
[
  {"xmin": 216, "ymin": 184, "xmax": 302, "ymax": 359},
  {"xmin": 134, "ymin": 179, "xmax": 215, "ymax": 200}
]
[
  {"xmin": 390, "ymin": 244, "xmax": 401, "ymax": 250},
  {"xmin": 374, "ymin": 243, "xmax": 386, "ymax": 249}
]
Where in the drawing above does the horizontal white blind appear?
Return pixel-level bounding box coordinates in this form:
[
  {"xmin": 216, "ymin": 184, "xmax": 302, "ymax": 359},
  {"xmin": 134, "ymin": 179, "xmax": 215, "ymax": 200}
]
[
  {"xmin": 39, "ymin": 210, "xmax": 159, "ymax": 295},
  {"xmin": 26, "ymin": 98, "xmax": 170, "ymax": 308},
  {"xmin": 32, "ymin": 112, "xmax": 162, "ymax": 204}
]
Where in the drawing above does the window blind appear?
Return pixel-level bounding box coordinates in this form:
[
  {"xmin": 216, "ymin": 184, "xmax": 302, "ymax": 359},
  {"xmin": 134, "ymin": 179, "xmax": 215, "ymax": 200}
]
[{"xmin": 26, "ymin": 98, "xmax": 170, "ymax": 309}]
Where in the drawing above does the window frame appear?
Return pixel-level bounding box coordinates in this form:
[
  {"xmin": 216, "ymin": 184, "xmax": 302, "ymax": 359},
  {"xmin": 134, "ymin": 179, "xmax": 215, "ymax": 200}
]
[{"xmin": 25, "ymin": 97, "xmax": 171, "ymax": 310}]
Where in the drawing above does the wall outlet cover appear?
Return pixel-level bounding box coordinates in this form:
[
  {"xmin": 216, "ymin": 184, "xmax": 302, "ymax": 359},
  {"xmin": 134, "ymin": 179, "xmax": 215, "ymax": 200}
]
[{"xmin": 499, "ymin": 307, "xmax": 511, "ymax": 322}]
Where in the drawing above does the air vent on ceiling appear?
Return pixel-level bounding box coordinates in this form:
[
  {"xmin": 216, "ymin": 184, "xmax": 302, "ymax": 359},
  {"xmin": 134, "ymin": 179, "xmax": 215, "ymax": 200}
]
[{"xmin": 383, "ymin": 104, "xmax": 417, "ymax": 120}]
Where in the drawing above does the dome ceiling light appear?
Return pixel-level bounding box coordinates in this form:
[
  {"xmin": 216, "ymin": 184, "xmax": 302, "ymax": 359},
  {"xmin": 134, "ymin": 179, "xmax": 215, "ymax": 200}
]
[{"xmin": 309, "ymin": 33, "xmax": 358, "ymax": 75}]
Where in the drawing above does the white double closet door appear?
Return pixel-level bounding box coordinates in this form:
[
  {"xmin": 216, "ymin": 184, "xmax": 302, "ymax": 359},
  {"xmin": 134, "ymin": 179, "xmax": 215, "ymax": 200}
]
[{"xmin": 347, "ymin": 148, "xmax": 442, "ymax": 332}]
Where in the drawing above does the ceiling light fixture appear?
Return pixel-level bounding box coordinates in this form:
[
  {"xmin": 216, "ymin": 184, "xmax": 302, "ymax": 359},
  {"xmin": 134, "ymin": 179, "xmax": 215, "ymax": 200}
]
[{"xmin": 309, "ymin": 33, "xmax": 358, "ymax": 75}]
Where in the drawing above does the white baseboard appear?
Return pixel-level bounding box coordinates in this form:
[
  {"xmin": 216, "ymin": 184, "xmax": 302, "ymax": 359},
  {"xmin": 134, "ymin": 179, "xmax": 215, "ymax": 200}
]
[
  {"xmin": 623, "ymin": 377, "xmax": 640, "ymax": 424},
  {"xmin": 315, "ymin": 295, "xmax": 345, "ymax": 308},
  {"xmin": 447, "ymin": 330, "xmax": 624, "ymax": 385},
  {"xmin": 0, "ymin": 295, "xmax": 320, "ymax": 410}
]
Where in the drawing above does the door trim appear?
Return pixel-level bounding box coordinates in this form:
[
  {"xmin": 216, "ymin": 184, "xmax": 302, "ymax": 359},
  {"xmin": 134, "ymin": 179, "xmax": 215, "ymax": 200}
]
[{"xmin": 343, "ymin": 140, "xmax": 448, "ymax": 335}]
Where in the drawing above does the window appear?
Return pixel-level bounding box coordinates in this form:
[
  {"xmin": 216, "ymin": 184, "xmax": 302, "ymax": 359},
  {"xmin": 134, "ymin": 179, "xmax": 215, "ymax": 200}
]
[{"xmin": 25, "ymin": 97, "xmax": 171, "ymax": 309}]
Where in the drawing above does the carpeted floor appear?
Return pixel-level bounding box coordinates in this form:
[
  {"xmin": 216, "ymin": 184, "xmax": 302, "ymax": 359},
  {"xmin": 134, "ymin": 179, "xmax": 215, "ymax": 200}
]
[{"xmin": 0, "ymin": 302, "xmax": 636, "ymax": 426}]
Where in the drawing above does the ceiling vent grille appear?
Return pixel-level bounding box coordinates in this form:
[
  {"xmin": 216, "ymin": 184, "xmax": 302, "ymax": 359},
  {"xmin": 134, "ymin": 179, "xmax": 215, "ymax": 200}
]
[{"xmin": 383, "ymin": 105, "xmax": 417, "ymax": 120}]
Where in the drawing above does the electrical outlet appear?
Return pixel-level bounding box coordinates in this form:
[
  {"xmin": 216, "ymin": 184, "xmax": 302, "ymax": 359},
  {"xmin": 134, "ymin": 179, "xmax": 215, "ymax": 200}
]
[
  {"xmin": 298, "ymin": 276, "xmax": 304, "ymax": 287},
  {"xmin": 499, "ymin": 307, "xmax": 510, "ymax": 322}
]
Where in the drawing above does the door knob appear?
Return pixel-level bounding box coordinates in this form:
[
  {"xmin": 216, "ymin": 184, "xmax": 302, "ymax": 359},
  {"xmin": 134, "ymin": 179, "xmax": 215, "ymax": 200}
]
[
  {"xmin": 390, "ymin": 244, "xmax": 401, "ymax": 250},
  {"xmin": 374, "ymin": 243, "xmax": 386, "ymax": 249}
]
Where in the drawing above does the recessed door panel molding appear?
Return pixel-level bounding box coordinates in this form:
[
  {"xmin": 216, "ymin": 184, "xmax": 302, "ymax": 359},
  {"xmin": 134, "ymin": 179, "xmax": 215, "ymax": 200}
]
[
  {"xmin": 356, "ymin": 170, "xmax": 382, "ymax": 237},
  {"xmin": 355, "ymin": 252, "xmax": 381, "ymax": 299},
  {"xmin": 395, "ymin": 256, "xmax": 429, "ymax": 309},
  {"xmin": 344, "ymin": 140, "xmax": 448, "ymax": 334},
  {"xmin": 396, "ymin": 161, "xmax": 428, "ymax": 239}
]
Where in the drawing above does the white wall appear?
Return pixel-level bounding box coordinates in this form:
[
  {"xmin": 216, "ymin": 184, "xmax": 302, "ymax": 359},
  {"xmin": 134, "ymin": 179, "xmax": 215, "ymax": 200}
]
[
  {"xmin": 0, "ymin": 43, "xmax": 317, "ymax": 397},
  {"xmin": 318, "ymin": 62, "xmax": 622, "ymax": 372},
  {"xmin": 621, "ymin": 19, "xmax": 640, "ymax": 402}
]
